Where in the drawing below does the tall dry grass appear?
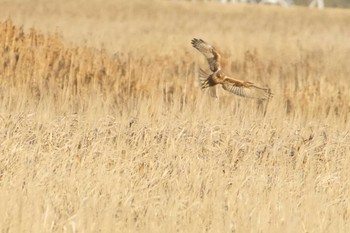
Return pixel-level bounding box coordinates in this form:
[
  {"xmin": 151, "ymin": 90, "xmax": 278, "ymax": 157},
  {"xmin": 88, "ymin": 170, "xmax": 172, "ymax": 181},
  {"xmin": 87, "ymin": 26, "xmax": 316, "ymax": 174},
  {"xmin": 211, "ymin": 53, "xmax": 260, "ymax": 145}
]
[{"xmin": 0, "ymin": 1, "xmax": 350, "ymax": 232}]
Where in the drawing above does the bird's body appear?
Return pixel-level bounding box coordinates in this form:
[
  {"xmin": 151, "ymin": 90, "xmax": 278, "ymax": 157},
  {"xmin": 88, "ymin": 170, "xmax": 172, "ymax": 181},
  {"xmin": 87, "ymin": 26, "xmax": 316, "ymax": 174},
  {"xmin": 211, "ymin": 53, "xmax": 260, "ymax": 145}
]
[{"xmin": 191, "ymin": 38, "xmax": 272, "ymax": 100}]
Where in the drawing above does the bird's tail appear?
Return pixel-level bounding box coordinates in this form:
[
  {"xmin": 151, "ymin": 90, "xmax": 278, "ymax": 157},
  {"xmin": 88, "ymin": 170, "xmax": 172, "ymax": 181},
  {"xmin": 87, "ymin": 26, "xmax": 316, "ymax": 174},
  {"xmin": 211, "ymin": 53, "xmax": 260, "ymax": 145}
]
[{"xmin": 198, "ymin": 68, "xmax": 210, "ymax": 89}]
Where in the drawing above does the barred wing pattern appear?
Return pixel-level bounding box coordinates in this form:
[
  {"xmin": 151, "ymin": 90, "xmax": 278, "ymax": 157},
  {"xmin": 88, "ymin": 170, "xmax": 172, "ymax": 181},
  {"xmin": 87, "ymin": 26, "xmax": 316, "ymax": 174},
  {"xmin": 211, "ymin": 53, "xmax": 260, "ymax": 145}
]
[
  {"xmin": 191, "ymin": 38, "xmax": 221, "ymax": 72},
  {"xmin": 222, "ymin": 80, "xmax": 272, "ymax": 100}
]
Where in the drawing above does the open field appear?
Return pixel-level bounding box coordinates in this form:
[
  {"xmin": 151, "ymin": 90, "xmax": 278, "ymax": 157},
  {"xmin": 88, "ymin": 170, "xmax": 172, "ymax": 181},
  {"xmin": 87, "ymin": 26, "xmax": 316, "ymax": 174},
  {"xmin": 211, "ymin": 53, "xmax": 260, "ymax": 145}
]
[{"xmin": 1, "ymin": 0, "xmax": 350, "ymax": 232}]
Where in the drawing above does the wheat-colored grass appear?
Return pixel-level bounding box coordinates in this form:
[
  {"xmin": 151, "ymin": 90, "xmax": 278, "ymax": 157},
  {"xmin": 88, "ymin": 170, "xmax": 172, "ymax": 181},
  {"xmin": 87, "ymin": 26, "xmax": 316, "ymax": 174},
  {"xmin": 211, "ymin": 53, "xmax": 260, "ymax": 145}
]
[{"xmin": 0, "ymin": 1, "xmax": 350, "ymax": 232}]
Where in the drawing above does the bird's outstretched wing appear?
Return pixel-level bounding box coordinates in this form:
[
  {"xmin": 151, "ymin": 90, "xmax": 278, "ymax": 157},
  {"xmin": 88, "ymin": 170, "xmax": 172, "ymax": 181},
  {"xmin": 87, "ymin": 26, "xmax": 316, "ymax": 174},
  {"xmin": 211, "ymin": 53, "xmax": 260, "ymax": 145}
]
[
  {"xmin": 222, "ymin": 77, "xmax": 272, "ymax": 100},
  {"xmin": 191, "ymin": 38, "xmax": 221, "ymax": 72}
]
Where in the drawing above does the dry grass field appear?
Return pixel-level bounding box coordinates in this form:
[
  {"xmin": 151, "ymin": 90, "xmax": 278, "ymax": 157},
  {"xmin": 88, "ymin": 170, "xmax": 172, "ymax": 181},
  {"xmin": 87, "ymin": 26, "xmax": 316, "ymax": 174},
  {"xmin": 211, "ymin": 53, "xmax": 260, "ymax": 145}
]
[{"xmin": 1, "ymin": 0, "xmax": 350, "ymax": 232}]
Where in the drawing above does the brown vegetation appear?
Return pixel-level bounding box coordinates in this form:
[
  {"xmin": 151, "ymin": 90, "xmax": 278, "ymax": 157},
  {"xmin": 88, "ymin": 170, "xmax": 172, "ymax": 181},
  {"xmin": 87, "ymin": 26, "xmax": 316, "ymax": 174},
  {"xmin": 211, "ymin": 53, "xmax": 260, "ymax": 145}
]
[{"xmin": 0, "ymin": 1, "xmax": 350, "ymax": 232}]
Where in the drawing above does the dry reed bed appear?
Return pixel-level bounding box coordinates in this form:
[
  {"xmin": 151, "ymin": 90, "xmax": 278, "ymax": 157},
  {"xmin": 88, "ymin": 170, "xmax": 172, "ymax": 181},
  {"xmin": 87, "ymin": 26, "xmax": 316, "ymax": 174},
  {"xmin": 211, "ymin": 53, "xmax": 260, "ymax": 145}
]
[
  {"xmin": 1, "ymin": 112, "xmax": 349, "ymax": 232},
  {"xmin": 0, "ymin": 1, "xmax": 350, "ymax": 232}
]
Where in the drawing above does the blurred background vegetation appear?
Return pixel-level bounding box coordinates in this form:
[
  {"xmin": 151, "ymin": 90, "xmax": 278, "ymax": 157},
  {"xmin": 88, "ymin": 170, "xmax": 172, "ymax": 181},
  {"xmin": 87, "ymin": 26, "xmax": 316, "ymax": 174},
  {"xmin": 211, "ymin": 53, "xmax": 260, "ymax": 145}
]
[
  {"xmin": 295, "ymin": 0, "xmax": 350, "ymax": 8},
  {"xmin": 188, "ymin": 0, "xmax": 350, "ymax": 8}
]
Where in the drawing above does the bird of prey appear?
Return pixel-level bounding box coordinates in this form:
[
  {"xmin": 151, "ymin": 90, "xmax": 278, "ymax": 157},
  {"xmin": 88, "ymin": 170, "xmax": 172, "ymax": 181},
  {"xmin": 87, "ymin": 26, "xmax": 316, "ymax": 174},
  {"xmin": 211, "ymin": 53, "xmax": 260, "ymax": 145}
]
[{"xmin": 191, "ymin": 38, "xmax": 272, "ymax": 100}]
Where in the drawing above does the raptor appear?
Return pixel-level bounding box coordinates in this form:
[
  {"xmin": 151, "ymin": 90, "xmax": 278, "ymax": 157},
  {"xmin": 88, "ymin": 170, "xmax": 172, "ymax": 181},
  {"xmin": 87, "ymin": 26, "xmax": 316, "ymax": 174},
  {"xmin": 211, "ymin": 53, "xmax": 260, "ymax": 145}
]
[{"xmin": 191, "ymin": 38, "xmax": 272, "ymax": 100}]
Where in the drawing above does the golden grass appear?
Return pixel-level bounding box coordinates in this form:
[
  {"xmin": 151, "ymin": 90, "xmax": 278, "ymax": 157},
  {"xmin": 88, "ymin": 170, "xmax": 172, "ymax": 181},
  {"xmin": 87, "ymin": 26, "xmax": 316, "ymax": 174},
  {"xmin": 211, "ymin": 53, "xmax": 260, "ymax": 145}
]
[{"xmin": 0, "ymin": 1, "xmax": 350, "ymax": 232}]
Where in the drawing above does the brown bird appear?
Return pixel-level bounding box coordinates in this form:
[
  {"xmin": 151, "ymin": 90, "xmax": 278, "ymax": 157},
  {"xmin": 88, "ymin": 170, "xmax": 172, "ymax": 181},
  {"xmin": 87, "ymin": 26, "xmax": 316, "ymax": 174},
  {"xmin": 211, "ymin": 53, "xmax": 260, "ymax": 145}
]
[{"xmin": 191, "ymin": 38, "xmax": 272, "ymax": 100}]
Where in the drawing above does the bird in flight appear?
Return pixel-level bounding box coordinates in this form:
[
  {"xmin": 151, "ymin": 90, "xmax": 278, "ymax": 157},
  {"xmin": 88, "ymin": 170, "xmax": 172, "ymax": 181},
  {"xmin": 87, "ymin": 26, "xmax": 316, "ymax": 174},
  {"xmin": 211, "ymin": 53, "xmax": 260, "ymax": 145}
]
[{"xmin": 191, "ymin": 38, "xmax": 272, "ymax": 100}]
